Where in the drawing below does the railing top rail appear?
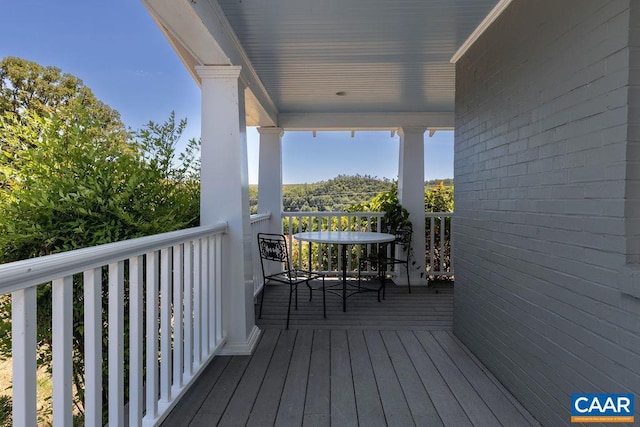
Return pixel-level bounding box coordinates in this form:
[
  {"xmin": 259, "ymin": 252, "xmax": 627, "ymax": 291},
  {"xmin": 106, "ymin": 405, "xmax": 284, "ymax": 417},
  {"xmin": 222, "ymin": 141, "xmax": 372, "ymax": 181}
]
[
  {"xmin": 0, "ymin": 223, "xmax": 227, "ymax": 294},
  {"xmin": 250, "ymin": 212, "xmax": 272, "ymax": 223},
  {"xmin": 425, "ymin": 212, "xmax": 454, "ymax": 217},
  {"xmin": 283, "ymin": 211, "xmax": 385, "ymax": 217}
]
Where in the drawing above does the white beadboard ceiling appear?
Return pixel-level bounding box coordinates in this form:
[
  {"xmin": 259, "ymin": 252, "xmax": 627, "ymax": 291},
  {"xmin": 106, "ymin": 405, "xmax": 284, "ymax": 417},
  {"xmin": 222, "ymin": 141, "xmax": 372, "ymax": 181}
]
[{"xmin": 144, "ymin": 0, "xmax": 499, "ymax": 127}]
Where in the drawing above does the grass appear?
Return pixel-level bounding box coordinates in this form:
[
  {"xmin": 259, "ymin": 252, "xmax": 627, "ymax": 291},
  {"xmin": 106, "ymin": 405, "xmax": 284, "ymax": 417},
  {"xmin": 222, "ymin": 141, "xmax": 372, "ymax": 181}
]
[{"xmin": 0, "ymin": 357, "xmax": 53, "ymax": 426}]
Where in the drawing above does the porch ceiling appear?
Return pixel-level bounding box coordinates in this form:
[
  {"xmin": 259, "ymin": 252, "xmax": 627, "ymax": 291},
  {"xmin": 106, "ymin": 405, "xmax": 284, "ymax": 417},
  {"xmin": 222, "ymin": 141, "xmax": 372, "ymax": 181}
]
[{"xmin": 144, "ymin": 0, "xmax": 499, "ymax": 129}]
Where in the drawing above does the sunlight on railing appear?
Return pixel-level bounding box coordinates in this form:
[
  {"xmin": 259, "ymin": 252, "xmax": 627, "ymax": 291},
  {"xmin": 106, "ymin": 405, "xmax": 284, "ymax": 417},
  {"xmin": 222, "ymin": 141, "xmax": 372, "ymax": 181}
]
[
  {"xmin": 281, "ymin": 211, "xmax": 454, "ymax": 278},
  {"xmin": 1, "ymin": 225, "xmax": 227, "ymax": 427}
]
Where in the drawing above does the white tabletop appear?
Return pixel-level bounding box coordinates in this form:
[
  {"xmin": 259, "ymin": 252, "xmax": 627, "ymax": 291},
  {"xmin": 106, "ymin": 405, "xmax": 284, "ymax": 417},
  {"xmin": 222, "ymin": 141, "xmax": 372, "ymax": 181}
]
[{"xmin": 293, "ymin": 231, "xmax": 395, "ymax": 244}]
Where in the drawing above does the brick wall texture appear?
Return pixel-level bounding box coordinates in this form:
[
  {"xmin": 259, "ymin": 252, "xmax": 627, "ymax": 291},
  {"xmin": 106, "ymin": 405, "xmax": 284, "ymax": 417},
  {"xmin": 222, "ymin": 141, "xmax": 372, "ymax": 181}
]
[{"xmin": 454, "ymin": 0, "xmax": 640, "ymax": 425}]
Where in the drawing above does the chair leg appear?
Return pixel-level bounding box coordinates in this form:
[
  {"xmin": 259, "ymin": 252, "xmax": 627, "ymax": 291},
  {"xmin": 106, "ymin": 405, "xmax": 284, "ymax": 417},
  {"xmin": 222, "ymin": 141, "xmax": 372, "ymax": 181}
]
[
  {"xmin": 286, "ymin": 284, "xmax": 293, "ymax": 329},
  {"xmin": 322, "ymin": 277, "xmax": 326, "ymax": 319},
  {"xmin": 307, "ymin": 281, "xmax": 313, "ymax": 301},
  {"xmin": 295, "ymin": 283, "xmax": 298, "ymax": 309},
  {"xmin": 406, "ymin": 263, "xmax": 412, "ymax": 293},
  {"xmin": 382, "ymin": 273, "xmax": 387, "ymax": 300},
  {"xmin": 259, "ymin": 282, "xmax": 266, "ymax": 319}
]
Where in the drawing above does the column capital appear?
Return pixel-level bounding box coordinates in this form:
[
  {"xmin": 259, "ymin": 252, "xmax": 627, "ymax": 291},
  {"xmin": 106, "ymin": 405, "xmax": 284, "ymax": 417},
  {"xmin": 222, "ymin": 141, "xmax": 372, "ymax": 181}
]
[
  {"xmin": 398, "ymin": 126, "xmax": 428, "ymax": 137},
  {"xmin": 257, "ymin": 127, "xmax": 284, "ymax": 137},
  {"xmin": 195, "ymin": 65, "xmax": 242, "ymax": 80}
]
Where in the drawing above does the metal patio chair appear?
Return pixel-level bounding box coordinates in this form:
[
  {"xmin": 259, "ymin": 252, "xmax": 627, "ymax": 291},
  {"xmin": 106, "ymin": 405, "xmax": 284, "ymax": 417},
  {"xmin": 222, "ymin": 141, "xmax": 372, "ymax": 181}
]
[
  {"xmin": 358, "ymin": 226, "xmax": 413, "ymax": 300},
  {"xmin": 257, "ymin": 233, "xmax": 326, "ymax": 329}
]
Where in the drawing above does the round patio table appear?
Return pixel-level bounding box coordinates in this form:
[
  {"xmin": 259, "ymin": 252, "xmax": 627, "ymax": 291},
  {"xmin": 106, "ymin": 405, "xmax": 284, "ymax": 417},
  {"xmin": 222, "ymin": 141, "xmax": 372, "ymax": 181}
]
[{"xmin": 293, "ymin": 231, "xmax": 395, "ymax": 312}]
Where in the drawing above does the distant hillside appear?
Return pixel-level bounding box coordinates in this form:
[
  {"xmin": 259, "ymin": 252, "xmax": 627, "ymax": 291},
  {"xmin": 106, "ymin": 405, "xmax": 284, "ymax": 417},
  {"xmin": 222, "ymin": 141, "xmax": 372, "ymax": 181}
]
[
  {"xmin": 250, "ymin": 175, "xmax": 453, "ymax": 213},
  {"xmin": 425, "ymin": 178, "xmax": 453, "ymax": 188}
]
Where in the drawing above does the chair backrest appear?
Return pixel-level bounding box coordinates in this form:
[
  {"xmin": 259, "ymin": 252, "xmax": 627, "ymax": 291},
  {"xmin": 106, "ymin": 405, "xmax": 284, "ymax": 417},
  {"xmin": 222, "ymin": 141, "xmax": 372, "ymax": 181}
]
[
  {"xmin": 394, "ymin": 226, "xmax": 412, "ymax": 260},
  {"xmin": 257, "ymin": 233, "xmax": 292, "ymax": 276}
]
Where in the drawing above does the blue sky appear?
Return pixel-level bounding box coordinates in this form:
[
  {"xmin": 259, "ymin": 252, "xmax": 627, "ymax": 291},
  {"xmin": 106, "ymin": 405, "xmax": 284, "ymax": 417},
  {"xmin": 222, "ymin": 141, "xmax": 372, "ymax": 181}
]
[{"xmin": 1, "ymin": 0, "xmax": 453, "ymax": 184}]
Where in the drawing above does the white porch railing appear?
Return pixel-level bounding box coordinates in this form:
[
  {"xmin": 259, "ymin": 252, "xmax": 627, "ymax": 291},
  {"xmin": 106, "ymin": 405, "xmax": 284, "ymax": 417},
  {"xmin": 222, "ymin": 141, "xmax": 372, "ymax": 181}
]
[
  {"xmin": 1, "ymin": 224, "xmax": 227, "ymax": 427},
  {"xmin": 283, "ymin": 211, "xmax": 384, "ymax": 275},
  {"xmin": 282, "ymin": 211, "xmax": 454, "ymax": 278},
  {"xmin": 425, "ymin": 212, "xmax": 454, "ymax": 277},
  {"xmin": 250, "ymin": 212, "xmax": 272, "ymax": 296}
]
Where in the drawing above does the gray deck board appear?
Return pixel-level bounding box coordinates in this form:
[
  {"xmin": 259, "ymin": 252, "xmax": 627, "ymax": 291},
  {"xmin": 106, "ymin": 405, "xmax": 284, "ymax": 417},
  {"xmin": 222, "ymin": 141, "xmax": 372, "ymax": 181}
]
[
  {"xmin": 274, "ymin": 330, "xmax": 312, "ymax": 427},
  {"xmin": 348, "ymin": 330, "xmax": 386, "ymax": 427},
  {"xmin": 329, "ymin": 330, "xmax": 359, "ymax": 427},
  {"xmin": 161, "ymin": 356, "xmax": 231, "ymax": 426},
  {"xmin": 433, "ymin": 330, "xmax": 533, "ymax": 427},
  {"xmin": 218, "ymin": 329, "xmax": 279, "ymax": 426},
  {"xmin": 414, "ymin": 331, "xmax": 500, "ymax": 427},
  {"xmin": 380, "ymin": 330, "xmax": 443, "ymax": 426},
  {"xmin": 364, "ymin": 330, "xmax": 415, "ymax": 427},
  {"xmin": 397, "ymin": 330, "xmax": 473, "ymax": 426},
  {"xmin": 302, "ymin": 329, "xmax": 330, "ymax": 427},
  {"xmin": 189, "ymin": 355, "xmax": 251, "ymax": 426},
  {"xmin": 162, "ymin": 281, "xmax": 540, "ymax": 427},
  {"xmin": 246, "ymin": 330, "xmax": 296, "ymax": 427}
]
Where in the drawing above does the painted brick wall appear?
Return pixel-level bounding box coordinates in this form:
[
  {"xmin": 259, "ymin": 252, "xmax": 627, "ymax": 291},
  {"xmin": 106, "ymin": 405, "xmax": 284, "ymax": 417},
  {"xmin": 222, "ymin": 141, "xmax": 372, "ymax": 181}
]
[
  {"xmin": 454, "ymin": 1, "xmax": 640, "ymax": 425},
  {"xmin": 627, "ymin": 0, "xmax": 640, "ymax": 262}
]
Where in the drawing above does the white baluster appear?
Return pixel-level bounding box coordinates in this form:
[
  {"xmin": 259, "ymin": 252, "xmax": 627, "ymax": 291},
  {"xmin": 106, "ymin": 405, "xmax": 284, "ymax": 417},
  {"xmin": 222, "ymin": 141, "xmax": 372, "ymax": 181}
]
[
  {"xmin": 52, "ymin": 276, "xmax": 73, "ymax": 427},
  {"xmin": 129, "ymin": 256, "xmax": 144, "ymax": 427},
  {"xmin": 12, "ymin": 287, "xmax": 37, "ymax": 427},
  {"xmin": 160, "ymin": 248, "xmax": 172, "ymax": 403},
  {"xmin": 201, "ymin": 239, "xmax": 209, "ymax": 357},
  {"xmin": 193, "ymin": 239, "xmax": 202, "ymax": 367},
  {"xmin": 214, "ymin": 235, "xmax": 224, "ymax": 345},
  {"xmin": 108, "ymin": 262, "xmax": 124, "ymax": 426},
  {"xmin": 173, "ymin": 244, "xmax": 184, "ymax": 389},
  {"xmin": 183, "ymin": 241, "xmax": 193, "ymax": 377},
  {"xmin": 144, "ymin": 251, "xmax": 159, "ymax": 421},
  {"xmin": 84, "ymin": 268, "xmax": 102, "ymax": 427}
]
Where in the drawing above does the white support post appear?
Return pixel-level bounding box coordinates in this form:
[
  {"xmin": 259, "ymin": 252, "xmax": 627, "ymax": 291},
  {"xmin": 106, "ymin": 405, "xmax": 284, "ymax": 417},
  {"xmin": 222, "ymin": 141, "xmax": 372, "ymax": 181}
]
[
  {"xmin": 257, "ymin": 127, "xmax": 284, "ymax": 234},
  {"xmin": 398, "ymin": 127, "xmax": 428, "ymax": 286},
  {"xmin": 196, "ymin": 65, "xmax": 260, "ymax": 355}
]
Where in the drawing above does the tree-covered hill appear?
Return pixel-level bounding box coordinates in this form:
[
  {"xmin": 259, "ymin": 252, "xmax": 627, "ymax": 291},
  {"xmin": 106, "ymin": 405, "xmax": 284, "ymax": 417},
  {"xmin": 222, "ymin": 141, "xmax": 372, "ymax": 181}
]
[
  {"xmin": 283, "ymin": 174, "xmax": 395, "ymax": 211},
  {"xmin": 249, "ymin": 174, "xmax": 453, "ymax": 213}
]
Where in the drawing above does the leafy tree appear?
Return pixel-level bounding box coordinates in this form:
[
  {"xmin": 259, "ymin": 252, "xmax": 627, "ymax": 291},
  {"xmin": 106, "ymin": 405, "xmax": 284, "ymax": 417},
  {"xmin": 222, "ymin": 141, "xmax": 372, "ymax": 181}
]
[
  {"xmin": 0, "ymin": 56, "xmax": 127, "ymax": 193},
  {"xmin": 425, "ymin": 181, "xmax": 454, "ymax": 212},
  {"xmin": 0, "ymin": 56, "xmax": 123, "ymax": 133},
  {"xmin": 0, "ymin": 58, "xmax": 201, "ymax": 422}
]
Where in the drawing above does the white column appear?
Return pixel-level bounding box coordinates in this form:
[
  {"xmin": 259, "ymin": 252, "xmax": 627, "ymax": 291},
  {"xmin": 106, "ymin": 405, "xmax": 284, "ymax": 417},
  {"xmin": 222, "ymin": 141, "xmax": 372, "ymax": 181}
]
[
  {"xmin": 257, "ymin": 127, "xmax": 284, "ymax": 234},
  {"xmin": 398, "ymin": 127, "xmax": 427, "ymax": 286},
  {"xmin": 196, "ymin": 65, "xmax": 260, "ymax": 355}
]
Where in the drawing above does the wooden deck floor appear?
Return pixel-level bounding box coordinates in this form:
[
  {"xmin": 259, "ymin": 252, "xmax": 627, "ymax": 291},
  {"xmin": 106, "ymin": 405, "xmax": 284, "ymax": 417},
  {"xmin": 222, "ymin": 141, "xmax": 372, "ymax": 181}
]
[
  {"xmin": 256, "ymin": 279, "xmax": 454, "ymax": 330},
  {"xmin": 163, "ymin": 281, "xmax": 539, "ymax": 426}
]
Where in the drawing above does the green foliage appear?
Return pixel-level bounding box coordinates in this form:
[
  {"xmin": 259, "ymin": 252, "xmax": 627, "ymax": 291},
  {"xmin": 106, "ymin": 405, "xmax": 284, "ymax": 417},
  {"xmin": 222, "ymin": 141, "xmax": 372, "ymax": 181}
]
[
  {"xmin": 280, "ymin": 174, "xmax": 394, "ymax": 212},
  {"xmin": 348, "ymin": 184, "xmax": 411, "ymax": 232},
  {"xmin": 0, "ymin": 395, "xmax": 10, "ymax": 427},
  {"xmin": 425, "ymin": 181, "xmax": 454, "ymax": 212},
  {"xmin": 0, "ymin": 57, "xmax": 201, "ymax": 422},
  {"xmin": 0, "ymin": 56, "xmax": 125, "ymax": 144},
  {"xmin": 0, "ymin": 106, "xmax": 199, "ymax": 262}
]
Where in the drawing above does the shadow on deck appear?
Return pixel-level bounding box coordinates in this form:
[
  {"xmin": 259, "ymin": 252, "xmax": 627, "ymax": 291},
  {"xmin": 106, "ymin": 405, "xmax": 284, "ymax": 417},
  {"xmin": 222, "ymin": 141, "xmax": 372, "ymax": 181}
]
[{"xmin": 163, "ymin": 280, "xmax": 540, "ymax": 426}]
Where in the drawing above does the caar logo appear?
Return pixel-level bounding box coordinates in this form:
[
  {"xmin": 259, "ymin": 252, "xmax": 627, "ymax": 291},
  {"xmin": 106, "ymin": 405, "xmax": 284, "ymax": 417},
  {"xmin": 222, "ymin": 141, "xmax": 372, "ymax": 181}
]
[{"xmin": 571, "ymin": 394, "xmax": 634, "ymax": 423}]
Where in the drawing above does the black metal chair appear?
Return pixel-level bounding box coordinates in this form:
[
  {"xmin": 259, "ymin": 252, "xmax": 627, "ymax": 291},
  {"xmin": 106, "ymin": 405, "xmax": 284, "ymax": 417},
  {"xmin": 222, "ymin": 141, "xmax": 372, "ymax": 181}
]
[
  {"xmin": 358, "ymin": 226, "xmax": 413, "ymax": 300},
  {"xmin": 257, "ymin": 233, "xmax": 326, "ymax": 329}
]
